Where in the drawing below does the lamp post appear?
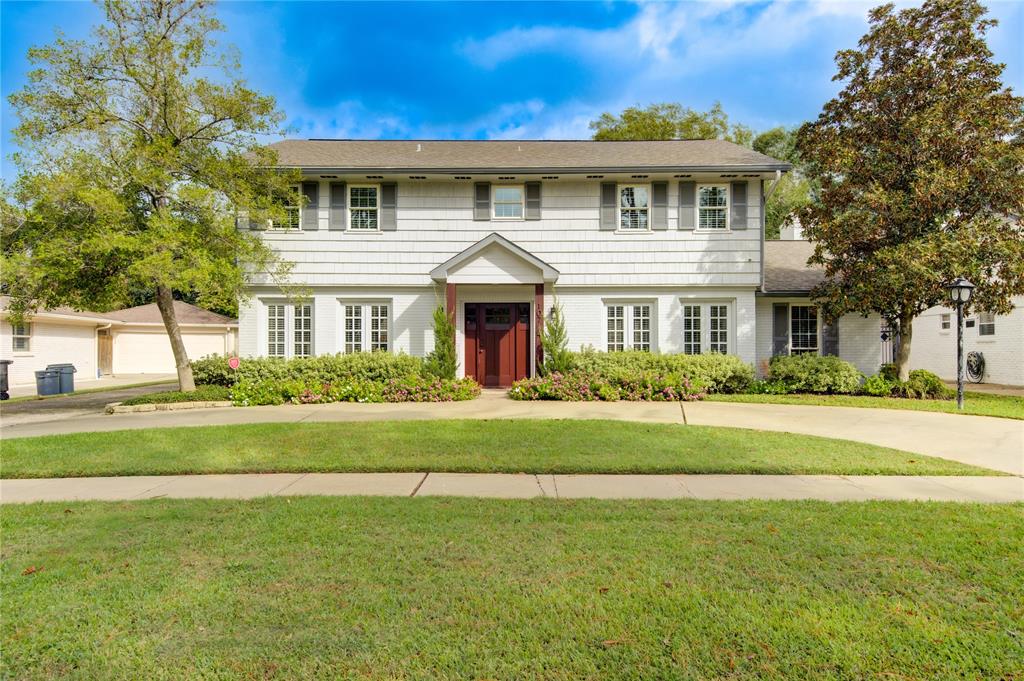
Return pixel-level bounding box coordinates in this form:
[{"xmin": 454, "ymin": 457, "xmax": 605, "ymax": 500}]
[{"xmin": 946, "ymin": 277, "xmax": 975, "ymax": 410}]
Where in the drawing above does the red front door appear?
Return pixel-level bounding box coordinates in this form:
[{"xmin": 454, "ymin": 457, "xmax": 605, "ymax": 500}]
[{"xmin": 465, "ymin": 303, "xmax": 531, "ymax": 387}]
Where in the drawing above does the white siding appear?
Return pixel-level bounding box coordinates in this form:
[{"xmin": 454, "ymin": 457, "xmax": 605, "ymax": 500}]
[
  {"xmin": 448, "ymin": 243, "xmax": 544, "ymax": 284},
  {"xmin": 910, "ymin": 298, "xmax": 1024, "ymax": 386},
  {"xmin": 248, "ymin": 177, "xmax": 763, "ymax": 288},
  {"xmin": 112, "ymin": 328, "xmax": 236, "ymax": 374},
  {"xmin": 754, "ymin": 298, "xmax": 882, "ymax": 376},
  {"xmin": 0, "ymin": 320, "xmax": 98, "ymax": 386}
]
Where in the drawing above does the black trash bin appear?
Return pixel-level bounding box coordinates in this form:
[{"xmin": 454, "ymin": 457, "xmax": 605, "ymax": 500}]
[
  {"xmin": 0, "ymin": 359, "xmax": 11, "ymax": 400},
  {"xmin": 46, "ymin": 363, "xmax": 77, "ymax": 394},
  {"xmin": 35, "ymin": 369, "xmax": 60, "ymax": 396}
]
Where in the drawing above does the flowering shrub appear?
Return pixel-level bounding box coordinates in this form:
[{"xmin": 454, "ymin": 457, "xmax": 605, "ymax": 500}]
[
  {"xmin": 230, "ymin": 375, "xmax": 478, "ymax": 406},
  {"xmin": 508, "ymin": 371, "xmax": 705, "ymax": 402}
]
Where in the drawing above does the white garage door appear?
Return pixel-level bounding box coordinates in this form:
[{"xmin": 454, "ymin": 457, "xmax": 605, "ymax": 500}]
[{"xmin": 113, "ymin": 331, "xmax": 229, "ymax": 374}]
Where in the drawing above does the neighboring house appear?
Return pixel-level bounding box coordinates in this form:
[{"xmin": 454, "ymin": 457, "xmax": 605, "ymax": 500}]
[
  {"xmin": 238, "ymin": 139, "xmax": 882, "ymax": 387},
  {"xmin": 0, "ymin": 298, "xmax": 237, "ymax": 387},
  {"xmin": 909, "ymin": 295, "xmax": 1023, "ymax": 386}
]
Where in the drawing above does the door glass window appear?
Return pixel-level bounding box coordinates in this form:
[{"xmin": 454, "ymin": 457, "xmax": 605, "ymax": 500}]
[{"xmin": 485, "ymin": 307, "xmax": 511, "ymax": 326}]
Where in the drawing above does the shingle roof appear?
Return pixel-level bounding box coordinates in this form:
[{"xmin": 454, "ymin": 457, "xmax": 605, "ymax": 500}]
[
  {"xmin": 109, "ymin": 301, "xmax": 236, "ymax": 325},
  {"xmin": 763, "ymin": 240, "xmax": 826, "ymax": 293},
  {"xmin": 268, "ymin": 139, "xmax": 791, "ymax": 172}
]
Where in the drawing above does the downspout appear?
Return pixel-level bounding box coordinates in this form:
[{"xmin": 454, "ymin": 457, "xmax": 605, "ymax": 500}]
[{"xmin": 760, "ymin": 170, "xmax": 783, "ymax": 293}]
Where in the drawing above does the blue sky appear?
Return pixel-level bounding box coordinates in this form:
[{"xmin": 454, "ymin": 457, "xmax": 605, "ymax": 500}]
[{"xmin": 2, "ymin": 0, "xmax": 1022, "ymax": 178}]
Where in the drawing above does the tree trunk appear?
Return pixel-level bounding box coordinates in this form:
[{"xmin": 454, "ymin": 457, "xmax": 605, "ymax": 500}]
[
  {"xmin": 155, "ymin": 285, "xmax": 196, "ymax": 391},
  {"xmin": 895, "ymin": 315, "xmax": 914, "ymax": 382}
]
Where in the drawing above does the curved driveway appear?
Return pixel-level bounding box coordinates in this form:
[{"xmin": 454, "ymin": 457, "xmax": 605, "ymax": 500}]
[{"xmin": 2, "ymin": 391, "xmax": 1021, "ymax": 475}]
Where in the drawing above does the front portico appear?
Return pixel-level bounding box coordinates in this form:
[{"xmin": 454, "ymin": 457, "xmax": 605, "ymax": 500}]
[{"xmin": 430, "ymin": 234, "xmax": 559, "ymax": 387}]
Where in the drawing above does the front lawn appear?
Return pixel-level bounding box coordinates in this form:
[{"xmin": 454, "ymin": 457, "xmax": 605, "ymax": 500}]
[
  {"xmin": 0, "ymin": 420, "xmax": 994, "ymax": 478},
  {"xmin": 3, "ymin": 498, "xmax": 1021, "ymax": 679},
  {"xmin": 708, "ymin": 390, "xmax": 1024, "ymax": 420}
]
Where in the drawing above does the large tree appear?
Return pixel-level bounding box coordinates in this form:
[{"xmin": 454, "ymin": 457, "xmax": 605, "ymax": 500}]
[
  {"xmin": 752, "ymin": 126, "xmax": 814, "ymax": 239},
  {"xmin": 590, "ymin": 102, "xmax": 754, "ymax": 146},
  {"xmin": 2, "ymin": 0, "xmax": 297, "ymax": 390},
  {"xmin": 797, "ymin": 0, "xmax": 1024, "ymax": 381}
]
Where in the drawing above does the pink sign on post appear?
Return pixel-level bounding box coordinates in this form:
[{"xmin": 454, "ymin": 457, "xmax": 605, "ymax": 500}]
[{"xmin": 228, "ymin": 356, "xmax": 240, "ymax": 370}]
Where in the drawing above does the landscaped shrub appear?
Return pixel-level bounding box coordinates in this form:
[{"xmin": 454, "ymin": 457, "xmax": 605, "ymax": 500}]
[
  {"xmin": 861, "ymin": 373, "xmax": 896, "ymax": 397},
  {"xmin": 120, "ymin": 385, "xmax": 232, "ymax": 406},
  {"xmin": 767, "ymin": 355, "xmax": 863, "ymax": 394},
  {"xmin": 230, "ymin": 376, "xmax": 479, "ymax": 407},
  {"xmin": 423, "ymin": 305, "xmax": 457, "ymax": 379},
  {"xmin": 540, "ymin": 302, "xmax": 573, "ymax": 375},
  {"xmin": 192, "ymin": 352, "xmax": 425, "ymax": 387},
  {"xmin": 508, "ymin": 371, "xmax": 705, "ymax": 402},
  {"xmin": 568, "ymin": 350, "xmax": 753, "ymax": 393},
  {"xmin": 861, "ymin": 368, "xmax": 953, "ymax": 400},
  {"xmin": 746, "ymin": 379, "xmax": 791, "ymax": 395}
]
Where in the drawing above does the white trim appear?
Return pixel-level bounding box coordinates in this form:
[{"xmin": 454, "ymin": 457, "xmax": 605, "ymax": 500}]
[
  {"xmin": 338, "ymin": 299, "xmax": 393, "ymax": 353},
  {"xmin": 695, "ymin": 183, "xmax": 730, "ymax": 232},
  {"xmin": 10, "ymin": 321, "xmax": 31, "ymax": 352},
  {"xmin": 430, "ymin": 233, "xmax": 559, "ymax": 283},
  {"xmin": 604, "ymin": 301, "xmax": 655, "ymax": 352},
  {"xmin": 788, "ymin": 303, "xmax": 820, "ymax": 355},
  {"xmin": 347, "ymin": 183, "xmax": 381, "ymax": 231},
  {"xmin": 262, "ymin": 299, "xmax": 314, "ymax": 358},
  {"xmin": 617, "ymin": 183, "xmax": 652, "ymax": 232},
  {"xmin": 491, "ymin": 184, "xmax": 525, "ymax": 221},
  {"xmin": 268, "ymin": 184, "xmax": 301, "ymax": 232}
]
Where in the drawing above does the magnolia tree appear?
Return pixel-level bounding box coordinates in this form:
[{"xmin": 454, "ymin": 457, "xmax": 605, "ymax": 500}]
[
  {"xmin": 797, "ymin": 0, "xmax": 1024, "ymax": 380},
  {"xmin": 2, "ymin": 0, "xmax": 298, "ymax": 390}
]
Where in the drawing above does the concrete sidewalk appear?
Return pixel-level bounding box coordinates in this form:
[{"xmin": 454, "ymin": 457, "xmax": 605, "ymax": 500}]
[{"xmin": 2, "ymin": 472, "xmax": 1021, "ymax": 504}]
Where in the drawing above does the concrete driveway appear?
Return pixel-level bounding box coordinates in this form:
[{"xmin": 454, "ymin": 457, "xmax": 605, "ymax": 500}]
[
  {"xmin": 2, "ymin": 390, "xmax": 1021, "ymax": 475},
  {"xmin": 1, "ymin": 380, "xmax": 176, "ymax": 426}
]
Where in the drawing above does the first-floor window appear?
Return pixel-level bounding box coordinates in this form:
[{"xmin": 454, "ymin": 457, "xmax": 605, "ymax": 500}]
[
  {"xmin": 11, "ymin": 322, "xmax": 31, "ymax": 352},
  {"xmin": 681, "ymin": 303, "xmax": 729, "ymax": 355},
  {"xmin": 267, "ymin": 303, "xmax": 312, "ymax": 358},
  {"xmin": 978, "ymin": 312, "xmax": 996, "ymax": 336},
  {"xmin": 607, "ymin": 304, "xmax": 653, "ymax": 351},
  {"xmin": 790, "ymin": 305, "xmax": 818, "ymax": 355},
  {"xmin": 344, "ymin": 302, "xmax": 391, "ymax": 352},
  {"xmin": 940, "ymin": 313, "xmax": 951, "ymax": 331}
]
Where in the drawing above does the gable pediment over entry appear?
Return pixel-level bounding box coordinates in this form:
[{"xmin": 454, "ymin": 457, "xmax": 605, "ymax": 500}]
[{"xmin": 430, "ymin": 233, "xmax": 559, "ymax": 285}]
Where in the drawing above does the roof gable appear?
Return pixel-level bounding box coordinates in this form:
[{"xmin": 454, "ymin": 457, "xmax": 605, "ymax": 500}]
[{"xmin": 430, "ymin": 233, "xmax": 559, "ymax": 284}]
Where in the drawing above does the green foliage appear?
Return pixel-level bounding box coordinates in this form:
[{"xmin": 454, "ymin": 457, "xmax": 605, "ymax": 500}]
[
  {"xmin": 746, "ymin": 379, "xmax": 791, "ymax": 395},
  {"xmin": 590, "ymin": 102, "xmax": 752, "ymax": 145},
  {"xmin": 569, "ymin": 350, "xmax": 753, "ymax": 394},
  {"xmin": 1, "ymin": 0, "xmax": 298, "ymax": 389},
  {"xmin": 508, "ymin": 371, "xmax": 705, "ymax": 402},
  {"xmin": 862, "ymin": 368, "xmax": 953, "ymax": 400},
  {"xmin": 230, "ymin": 376, "xmax": 480, "ymax": 407},
  {"xmin": 768, "ymin": 355, "xmax": 863, "ymax": 394},
  {"xmin": 861, "ymin": 374, "xmax": 897, "ymax": 397},
  {"xmin": 119, "ymin": 385, "xmax": 231, "ymax": 406},
  {"xmin": 191, "ymin": 353, "xmax": 425, "ymax": 387},
  {"xmin": 796, "ymin": 0, "xmax": 1024, "ymax": 379},
  {"xmin": 424, "ymin": 305, "xmax": 457, "ymax": 379},
  {"xmin": 540, "ymin": 302, "xmax": 573, "ymax": 375}
]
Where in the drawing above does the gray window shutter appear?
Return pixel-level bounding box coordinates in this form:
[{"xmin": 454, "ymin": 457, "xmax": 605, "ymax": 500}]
[
  {"xmin": 329, "ymin": 182, "xmax": 347, "ymax": 231},
  {"xmin": 651, "ymin": 181, "xmax": 668, "ymax": 230},
  {"xmin": 678, "ymin": 181, "xmax": 696, "ymax": 230},
  {"xmin": 772, "ymin": 303, "xmax": 789, "ymax": 356},
  {"xmin": 380, "ymin": 182, "xmax": 397, "ymax": 231},
  {"xmin": 301, "ymin": 182, "xmax": 319, "ymax": 230},
  {"xmin": 525, "ymin": 181, "xmax": 542, "ymax": 220},
  {"xmin": 822, "ymin": 321, "xmax": 839, "ymax": 356},
  {"xmin": 730, "ymin": 181, "xmax": 748, "ymax": 230},
  {"xmin": 600, "ymin": 182, "xmax": 617, "ymax": 231},
  {"xmin": 473, "ymin": 182, "xmax": 491, "ymax": 221}
]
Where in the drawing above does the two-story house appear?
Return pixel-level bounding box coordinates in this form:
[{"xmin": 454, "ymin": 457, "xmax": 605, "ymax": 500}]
[{"xmin": 238, "ymin": 139, "xmax": 883, "ymax": 386}]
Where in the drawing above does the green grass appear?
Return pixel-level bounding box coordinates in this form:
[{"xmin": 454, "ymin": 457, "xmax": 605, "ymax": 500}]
[
  {"xmin": 708, "ymin": 390, "xmax": 1024, "ymax": 419},
  {"xmin": 119, "ymin": 384, "xmax": 230, "ymax": 405},
  {"xmin": 3, "ymin": 379, "xmax": 176, "ymax": 404},
  {"xmin": 0, "ymin": 419, "xmax": 995, "ymax": 478},
  {"xmin": 3, "ymin": 497, "xmax": 1022, "ymax": 679}
]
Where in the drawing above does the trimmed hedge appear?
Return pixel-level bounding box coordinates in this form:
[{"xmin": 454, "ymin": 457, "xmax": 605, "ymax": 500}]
[
  {"xmin": 120, "ymin": 385, "xmax": 231, "ymax": 406},
  {"xmin": 509, "ymin": 371, "xmax": 705, "ymax": 402},
  {"xmin": 231, "ymin": 376, "xmax": 480, "ymax": 406},
  {"xmin": 192, "ymin": 353, "xmax": 425, "ymax": 387},
  {"xmin": 768, "ymin": 355, "xmax": 863, "ymax": 394},
  {"xmin": 567, "ymin": 350, "xmax": 753, "ymax": 394},
  {"xmin": 864, "ymin": 367, "xmax": 953, "ymax": 400}
]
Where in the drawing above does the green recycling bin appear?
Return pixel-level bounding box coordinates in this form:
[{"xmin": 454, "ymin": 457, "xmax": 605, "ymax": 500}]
[
  {"xmin": 35, "ymin": 369, "xmax": 61, "ymax": 396},
  {"xmin": 46, "ymin": 363, "xmax": 77, "ymax": 393}
]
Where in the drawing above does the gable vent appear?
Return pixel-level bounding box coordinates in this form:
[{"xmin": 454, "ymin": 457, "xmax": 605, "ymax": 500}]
[
  {"xmin": 408, "ymin": 175, "xmax": 427, "ymax": 180},
  {"xmin": 366, "ymin": 175, "xmax": 384, "ymax": 180},
  {"xmin": 586, "ymin": 175, "xmax": 604, "ymax": 179},
  {"xmin": 631, "ymin": 174, "xmax": 649, "ymax": 179}
]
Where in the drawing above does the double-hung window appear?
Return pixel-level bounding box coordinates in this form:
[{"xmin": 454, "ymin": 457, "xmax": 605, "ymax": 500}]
[
  {"xmin": 606, "ymin": 304, "xmax": 652, "ymax": 351},
  {"xmin": 619, "ymin": 185, "xmax": 650, "ymax": 231},
  {"xmin": 270, "ymin": 185, "xmax": 301, "ymax": 231},
  {"xmin": 11, "ymin": 322, "xmax": 31, "ymax": 352},
  {"xmin": 940, "ymin": 313, "xmax": 951, "ymax": 331},
  {"xmin": 343, "ymin": 302, "xmax": 391, "ymax": 353},
  {"xmin": 493, "ymin": 186, "xmax": 524, "ymax": 220},
  {"xmin": 790, "ymin": 305, "xmax": 819, "ymax": 355},
  {"xmin": 266, "ymin": 303, "xmax": 313, "ymax": 358},
  {"xmin": 349, "ymin": 185, "xmax": 379, "ymax": 230},
  {"xmin": 681, "ymin": 303, "xmax": 730, "ymax": 355},
  {"xmin": 978, "ymin": 312, "xmax": 996, "ymax": 336},
  {"xmin": 697, "ymin": 185, "xmax": 729, "ymax": 230}
]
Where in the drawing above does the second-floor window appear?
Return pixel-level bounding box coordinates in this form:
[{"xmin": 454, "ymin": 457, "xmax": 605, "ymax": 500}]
[
  {"xmin": 270, "ymin": 185, "xmax": 300, "ymax": 231},
  {"xmin": 698, "ymin": 185, "xmax": 729, "ymax": 230},
  {"xmin": 349, "ymin": 185, "xmax": 379, "ymax": 230},
  {"xmin": 607, "ymin": 304, "xmax": 652, "ymax": 351},
  {"xmin": 619, "ymin": 185, "xmax": 650, "ymax": 231},
  {"xmin": 493, "ymin": 186, "xmax": 524, "ymax": 219}
]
